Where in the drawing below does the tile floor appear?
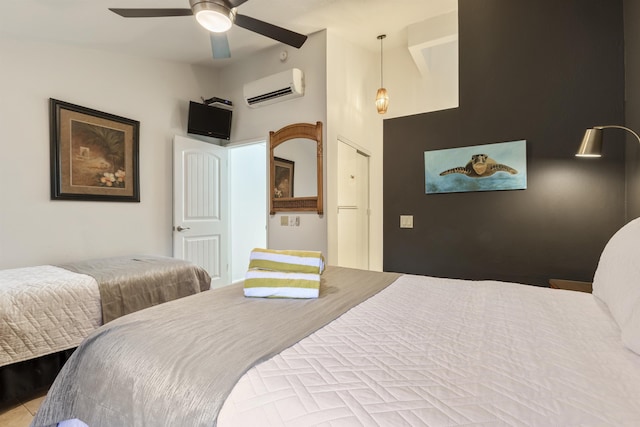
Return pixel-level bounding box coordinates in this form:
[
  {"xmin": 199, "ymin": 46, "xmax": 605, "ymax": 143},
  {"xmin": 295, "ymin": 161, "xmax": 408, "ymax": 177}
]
[{"xmin": 0, "ymin": 391, "xmax": 47, "ymax": 427}]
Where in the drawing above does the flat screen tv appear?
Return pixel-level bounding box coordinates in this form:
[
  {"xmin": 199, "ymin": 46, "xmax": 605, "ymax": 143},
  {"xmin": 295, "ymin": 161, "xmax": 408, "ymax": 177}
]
[{"xmin": 187, "ymin": 101, "xmax": 232, "ymax": 140}]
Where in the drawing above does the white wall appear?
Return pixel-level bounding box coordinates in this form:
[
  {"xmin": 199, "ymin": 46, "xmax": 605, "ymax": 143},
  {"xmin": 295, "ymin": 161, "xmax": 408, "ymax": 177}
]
[
  {"xmin": 326, "ymin": 16, "xmax": 458, "ymax": 271},
  {"xmin": 0, "ymin": 36, "xmax": 218, "ymax": 268},
  {"xmin": 217, "ymin": 31, "xmax": 328, "ymax": 256},
  {"xmin": 384, "ymin": 40, "xmax": 459, "ymax": 119},
  {"xmin": 326, "ymin": 32, "xmax": 383, "ymax": 270},
  {"xmin": 0, "ymin": 20, "xmax": 457, "ymax": 271}
]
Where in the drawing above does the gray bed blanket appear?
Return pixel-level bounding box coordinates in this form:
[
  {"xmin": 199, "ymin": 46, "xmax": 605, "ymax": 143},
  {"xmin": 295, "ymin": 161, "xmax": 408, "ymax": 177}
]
[
  {"xmin": 31, "ymin": 266, "xmax": 401, "ymax": 427},
  {"xmin": 58, "ymin": 255, "xmax": 211, "ymax": 323}
]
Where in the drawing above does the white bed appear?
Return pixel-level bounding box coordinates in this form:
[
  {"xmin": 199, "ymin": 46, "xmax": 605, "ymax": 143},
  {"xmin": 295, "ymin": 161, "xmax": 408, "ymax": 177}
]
[
  {"xmin": 0, "ymin": 255, "xmax": 211, "ymax": 406},
  {"xmin": 219, "ymin": 275, "xmax": 640, "ymax": 426},
  {"xmin": 0, "ymin": 255, "xmax": 210, "ymax": 369},
  {"xmin": 32, "ymin": 219, "xmax": 640, "ymax": 426},
  {"xmin": 0, "ymin": 265, "xmax": 101, "ymax": 368}
]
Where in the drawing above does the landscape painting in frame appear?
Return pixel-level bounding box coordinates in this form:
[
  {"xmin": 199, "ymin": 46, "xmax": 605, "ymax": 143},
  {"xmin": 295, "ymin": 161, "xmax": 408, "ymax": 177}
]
[
  {"xmin": 49, "ymin": 98, "xmax": 140, "ymax": 202},
  {"xmin": 424, "ymin": 140, "xmax": 527, "ymax": 194}
]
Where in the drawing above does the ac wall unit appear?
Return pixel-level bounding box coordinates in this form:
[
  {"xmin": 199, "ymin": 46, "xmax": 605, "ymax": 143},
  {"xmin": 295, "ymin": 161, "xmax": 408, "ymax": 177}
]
[{"xmin": 243, "ymin": 68, "xmax": 304, "ymax": 108}]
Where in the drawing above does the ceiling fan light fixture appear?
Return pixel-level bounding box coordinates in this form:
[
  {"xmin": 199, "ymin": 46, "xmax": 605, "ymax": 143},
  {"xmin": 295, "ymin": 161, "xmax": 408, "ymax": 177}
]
[{"xmin": 191, "ymin": 1, "xmax": 235, "ymax": 33}]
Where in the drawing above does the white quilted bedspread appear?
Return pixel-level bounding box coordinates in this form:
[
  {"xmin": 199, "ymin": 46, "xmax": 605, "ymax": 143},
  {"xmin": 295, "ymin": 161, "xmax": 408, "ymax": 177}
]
[
  {"xmin": 0, "ymin": 265, "xmax": 101, "ymax": 367},
  {"xmin": 218, "ymin": 274, "xmax": 640, "ymax": 426}
]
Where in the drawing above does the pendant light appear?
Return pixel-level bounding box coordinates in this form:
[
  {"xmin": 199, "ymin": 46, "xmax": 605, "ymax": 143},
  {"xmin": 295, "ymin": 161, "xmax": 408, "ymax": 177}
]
[{"xmin": 376, "ymin": 34, "xmax": 389, "ymax": 114}]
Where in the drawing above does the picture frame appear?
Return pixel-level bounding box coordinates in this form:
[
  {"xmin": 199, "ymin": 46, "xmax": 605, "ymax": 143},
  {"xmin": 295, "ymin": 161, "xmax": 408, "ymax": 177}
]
[
  {"xmin": 273, "ymin": 157, "xmax": 295, "ymax": 198},
  {"xmin": 49, "ymin": 98, "xmax": 140, "ymax": 202},
  {"xmin": 424, "ymin": 140, "xmax": 527, "ymax": 194}
]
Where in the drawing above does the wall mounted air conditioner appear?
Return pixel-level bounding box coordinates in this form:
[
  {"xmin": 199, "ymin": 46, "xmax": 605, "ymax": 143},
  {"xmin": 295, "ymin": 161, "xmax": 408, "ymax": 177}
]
[{"xmin": 243, "ymin": 68, "xmax": 305, "ymax": 108}]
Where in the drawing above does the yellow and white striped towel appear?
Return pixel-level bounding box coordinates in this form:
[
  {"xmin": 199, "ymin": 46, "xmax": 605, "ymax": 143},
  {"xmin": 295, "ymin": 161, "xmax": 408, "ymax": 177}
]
[
  {"xmin": 243, "ymin": 270, "xmax": 320, "ymax": 298},
  {"xmin": 248, "ymin": 248, "xmax": 325, "ymax": 275}
]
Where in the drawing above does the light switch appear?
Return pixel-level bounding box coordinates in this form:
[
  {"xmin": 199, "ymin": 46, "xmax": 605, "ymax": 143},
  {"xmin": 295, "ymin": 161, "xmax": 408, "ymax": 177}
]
[
  {"xmin": 280, "ymin": 216, "xmax": 289, "ymax": 226},
  {"xmin": 288, "ymin": 216, "xmax": 301, "ymax": 227},
  {"xmin": 400, "ymin": 215, "xmax": 413, "ymax": 229}
]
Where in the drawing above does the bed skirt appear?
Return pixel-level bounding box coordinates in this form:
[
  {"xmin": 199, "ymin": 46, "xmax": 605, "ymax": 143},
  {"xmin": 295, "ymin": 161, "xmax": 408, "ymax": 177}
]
[{"xmin": 0, "ymin": 349, "xmax": 74, "ymax": 408}]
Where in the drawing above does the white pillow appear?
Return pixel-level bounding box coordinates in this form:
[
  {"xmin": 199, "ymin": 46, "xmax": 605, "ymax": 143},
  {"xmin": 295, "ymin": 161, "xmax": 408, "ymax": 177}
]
[
  {"xmin": 622, "ymin": 305, "xmax": 640, "ymax": 355},
  {"xmin": 592, "ymin": 217, "xmax": 640, "ymax": 332}
]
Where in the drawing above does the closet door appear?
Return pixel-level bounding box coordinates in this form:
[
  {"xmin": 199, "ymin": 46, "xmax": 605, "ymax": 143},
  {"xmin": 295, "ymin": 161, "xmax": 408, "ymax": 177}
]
[{"xmin": 337, "ymin": 139, "xmax": 369, "ymax": 270}]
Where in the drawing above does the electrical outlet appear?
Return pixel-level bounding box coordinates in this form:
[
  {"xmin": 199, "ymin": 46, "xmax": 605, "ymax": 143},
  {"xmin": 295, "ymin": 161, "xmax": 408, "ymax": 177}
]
[
  {"xmin": 289, "ymin": 216, "xmax": 296, "ymax": 226},
  {"xmin": 280, "ymin": 216, "xmax": 289, "ymax": 226},
  {"xmin": 400, "ymin": 215, "xmax": 414, "ymax": 229}
]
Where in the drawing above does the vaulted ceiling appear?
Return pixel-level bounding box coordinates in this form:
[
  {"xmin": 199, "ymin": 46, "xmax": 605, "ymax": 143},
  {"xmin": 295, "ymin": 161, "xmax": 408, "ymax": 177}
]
[{"xmin": 0, "ymin": 0, "xmax": 457, "ymax": 69}]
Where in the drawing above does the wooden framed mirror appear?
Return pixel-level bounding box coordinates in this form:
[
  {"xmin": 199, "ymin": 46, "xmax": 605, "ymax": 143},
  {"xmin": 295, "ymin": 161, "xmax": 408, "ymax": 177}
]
[{"xmin": 270, "ymin": 121, "xmax": 323, "ymax": 215}]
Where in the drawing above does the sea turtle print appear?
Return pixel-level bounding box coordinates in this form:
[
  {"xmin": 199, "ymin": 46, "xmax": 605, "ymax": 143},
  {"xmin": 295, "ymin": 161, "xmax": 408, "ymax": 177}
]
[{"xmin": 439, "ymin": 154, "xmax": 518, "ymax": 178}]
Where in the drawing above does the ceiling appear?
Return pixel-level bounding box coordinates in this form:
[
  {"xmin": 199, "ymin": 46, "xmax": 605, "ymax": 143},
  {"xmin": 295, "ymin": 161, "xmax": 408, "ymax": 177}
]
[{"xmin": 0, "ymin": 0, "xmax": 457, "ymax": 69}]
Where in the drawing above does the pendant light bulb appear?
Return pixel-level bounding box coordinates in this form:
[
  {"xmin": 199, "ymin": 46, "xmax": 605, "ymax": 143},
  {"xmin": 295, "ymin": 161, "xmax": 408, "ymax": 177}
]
[{"xmin": 376, "ymin": 34, "xmax": 388, "ymax": 114}]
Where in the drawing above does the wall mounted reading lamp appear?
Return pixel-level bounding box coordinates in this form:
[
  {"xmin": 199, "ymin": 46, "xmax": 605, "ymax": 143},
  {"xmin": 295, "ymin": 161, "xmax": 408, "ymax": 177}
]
[{"xmin": 576, "ymin": 125, "xmax": 640, "ymax": 157}]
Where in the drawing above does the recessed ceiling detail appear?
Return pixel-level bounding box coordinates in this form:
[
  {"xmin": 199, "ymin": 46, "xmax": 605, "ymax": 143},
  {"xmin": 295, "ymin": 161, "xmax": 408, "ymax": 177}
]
[{"xmin": 407, "ymin": 11, "xmax": 458, "ymax": 76}]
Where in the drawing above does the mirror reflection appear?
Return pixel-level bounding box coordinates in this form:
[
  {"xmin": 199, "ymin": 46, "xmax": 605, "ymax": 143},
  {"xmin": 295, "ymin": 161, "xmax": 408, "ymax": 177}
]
[{"xmin": 273, "ymin": 138, "xmax": 318, "ymax": 198}]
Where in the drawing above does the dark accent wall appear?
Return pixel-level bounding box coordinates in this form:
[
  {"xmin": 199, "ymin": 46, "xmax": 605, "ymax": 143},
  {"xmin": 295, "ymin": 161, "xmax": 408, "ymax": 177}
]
[
  {"xmin": 625, "ymin": 0, "xmax": 640, "ymax": 220},
  {"xmin": 383, "ymin": 0, "xmax": 625, "ymax": 286}
]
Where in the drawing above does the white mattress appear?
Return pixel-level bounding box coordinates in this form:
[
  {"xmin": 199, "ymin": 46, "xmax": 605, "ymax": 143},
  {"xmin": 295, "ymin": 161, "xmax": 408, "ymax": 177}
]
[
  {"xmin": 0, "ymin": 265, "xmax": 101, "ymax": 367},
  {"xmin": 218, "ymin": 274, "xmax": 640, "ymax": 426}
]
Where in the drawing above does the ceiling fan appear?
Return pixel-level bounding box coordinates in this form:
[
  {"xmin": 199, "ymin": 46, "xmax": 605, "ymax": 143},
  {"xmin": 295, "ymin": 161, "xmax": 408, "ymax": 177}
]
[{"xmin": 109, "ymin": 0, "xmax": 308, "ymax": 59}]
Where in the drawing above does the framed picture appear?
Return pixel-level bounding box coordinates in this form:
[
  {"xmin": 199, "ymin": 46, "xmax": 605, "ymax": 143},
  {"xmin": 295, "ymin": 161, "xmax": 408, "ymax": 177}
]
[
  {"xmin": 424, "ymin": 140, "xmax": 527, "ymax": 194},
  {"xmin": 50, "ymin": 98, "xmax": 140, "ymax": 202},
  {"xmin": 273, "ymin": 157, "xmax": 294, "ymax": 198}
]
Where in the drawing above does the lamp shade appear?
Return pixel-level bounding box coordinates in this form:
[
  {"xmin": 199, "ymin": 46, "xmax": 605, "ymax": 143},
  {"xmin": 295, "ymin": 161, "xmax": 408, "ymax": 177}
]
[
  {"xmin": 576, "ymin": 128, "xmax": 603, "ymax": 157},
  {"xmin": 376, "ymin": 88, "xmax": 389, "ymax": 114}
]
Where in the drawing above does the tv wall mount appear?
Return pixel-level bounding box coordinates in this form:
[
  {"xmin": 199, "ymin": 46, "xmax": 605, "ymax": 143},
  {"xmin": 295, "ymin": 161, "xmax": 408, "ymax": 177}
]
[{"xmin": 201, "ymin": 96, "xmax": 233, "ymax": 109}]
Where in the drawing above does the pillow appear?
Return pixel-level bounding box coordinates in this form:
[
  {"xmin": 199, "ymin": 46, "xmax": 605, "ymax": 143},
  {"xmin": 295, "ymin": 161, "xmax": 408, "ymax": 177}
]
[
  {"xmin": 622, "ymin": 305, "xmax": 640, "ymax": 355},
  {"xmin": 592, "ymin": 217, "xmax": 640, "ymax": 332}
]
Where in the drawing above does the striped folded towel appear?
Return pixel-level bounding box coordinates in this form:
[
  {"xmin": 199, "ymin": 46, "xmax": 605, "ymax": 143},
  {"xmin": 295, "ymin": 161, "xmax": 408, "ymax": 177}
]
[
  {"xmin": 248, "ymin": 248, "xmax": 325, "ymax": 275},
  {"xmin": 244, "ymin": 270, "xmax": 320, "ymax": 298},
  {"xmin": 244, "ymin": 248, "xmax": 325, "ymax": 298}
]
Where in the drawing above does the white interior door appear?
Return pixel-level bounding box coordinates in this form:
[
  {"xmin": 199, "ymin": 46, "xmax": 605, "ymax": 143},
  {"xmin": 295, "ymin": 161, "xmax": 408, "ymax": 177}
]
[
  {"xmin": 337, "ymin": 139, "xmax": 370, "ymax": 269},
  {"xmin": 173, "ymin": 135, "xmax": 229, "ymax": 288}
]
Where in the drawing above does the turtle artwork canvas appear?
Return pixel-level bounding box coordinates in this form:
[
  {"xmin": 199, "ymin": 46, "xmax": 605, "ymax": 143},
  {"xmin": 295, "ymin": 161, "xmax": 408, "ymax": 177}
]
[{"xmin": 424, "ymin": 140, "xmax": 527, "ymax": 194}]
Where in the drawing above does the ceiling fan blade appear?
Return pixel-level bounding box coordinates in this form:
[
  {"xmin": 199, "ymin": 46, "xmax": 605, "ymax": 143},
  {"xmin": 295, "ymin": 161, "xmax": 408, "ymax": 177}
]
[
  {"xmin": 226, "ymin": 0, "xmax": 250, "ymax": 7},
  {"xmin": 235, "ymin": 14, "xmax": 307, "ymax": 49},
  {"xmin": 210, "ymin": 33, "xmax": 231, "ymax": 59},
  {"xmin": 109, "ymin": 8, "xmax": 193, "ymax": 18}
]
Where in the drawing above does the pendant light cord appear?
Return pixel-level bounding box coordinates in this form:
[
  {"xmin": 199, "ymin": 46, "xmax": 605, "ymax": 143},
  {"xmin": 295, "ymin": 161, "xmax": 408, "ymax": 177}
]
[{"xmin": 378, "ymin": 34, "xmax": 386, "ymax": 87}]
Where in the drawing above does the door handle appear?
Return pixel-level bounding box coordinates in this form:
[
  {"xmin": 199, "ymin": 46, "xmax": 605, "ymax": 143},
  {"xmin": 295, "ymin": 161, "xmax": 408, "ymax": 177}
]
[{"xmin": 176, "ymin": 226, "xmax": 191, "ymax": 232}]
